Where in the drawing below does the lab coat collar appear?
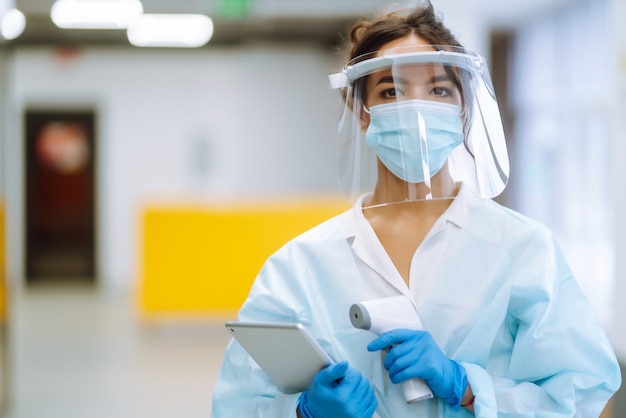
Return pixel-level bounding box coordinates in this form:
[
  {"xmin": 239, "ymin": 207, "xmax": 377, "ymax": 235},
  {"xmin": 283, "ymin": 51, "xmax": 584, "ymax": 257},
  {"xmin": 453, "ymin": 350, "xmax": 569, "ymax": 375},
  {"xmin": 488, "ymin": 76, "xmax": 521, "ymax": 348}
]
[
  {"xmin": 341, "ymin": 195, "xmax": 408, "ymax": 294},
  {"xmin": 340, "ymin": 184, "xmax": 479, "ymax": 295},
  {"xmin": 434, "ymin": 182, "xmax": 477, "ymax": 230}
]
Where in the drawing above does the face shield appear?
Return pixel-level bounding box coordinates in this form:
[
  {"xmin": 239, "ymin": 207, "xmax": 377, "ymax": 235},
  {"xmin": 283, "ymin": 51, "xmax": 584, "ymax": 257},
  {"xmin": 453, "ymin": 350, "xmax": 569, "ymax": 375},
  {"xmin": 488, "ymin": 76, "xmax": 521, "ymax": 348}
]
[{"xmin": 329, "ymin": 45, "xmax": 509, "ymax": 208}]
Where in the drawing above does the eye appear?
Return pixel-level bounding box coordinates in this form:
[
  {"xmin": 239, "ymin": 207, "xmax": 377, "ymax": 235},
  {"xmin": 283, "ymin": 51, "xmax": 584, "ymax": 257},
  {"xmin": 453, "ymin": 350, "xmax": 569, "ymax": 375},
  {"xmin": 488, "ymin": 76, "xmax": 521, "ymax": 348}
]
[
  {"xmin": 381, "ymin": 88, "xmax": 405, "ymax": 99},
  {"xmin": 431, "ymin": 86, "xmax": 452, "ymax": 97}
]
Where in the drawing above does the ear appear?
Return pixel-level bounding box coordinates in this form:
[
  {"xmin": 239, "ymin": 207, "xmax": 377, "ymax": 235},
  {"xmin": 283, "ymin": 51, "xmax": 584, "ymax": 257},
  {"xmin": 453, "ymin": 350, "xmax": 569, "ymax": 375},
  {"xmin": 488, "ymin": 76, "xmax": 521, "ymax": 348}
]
[{"xmin": 359, "ymin": 104, "xmax": 371, "ymax": 132}]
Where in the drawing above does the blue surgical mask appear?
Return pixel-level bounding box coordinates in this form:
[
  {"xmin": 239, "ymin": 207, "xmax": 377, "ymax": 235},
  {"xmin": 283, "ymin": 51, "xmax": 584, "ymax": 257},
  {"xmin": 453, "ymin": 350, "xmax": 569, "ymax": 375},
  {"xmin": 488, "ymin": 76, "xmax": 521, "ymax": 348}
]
[{"xmin": 365, "ymin": 99, "xmax": 464, "ymax": 183}]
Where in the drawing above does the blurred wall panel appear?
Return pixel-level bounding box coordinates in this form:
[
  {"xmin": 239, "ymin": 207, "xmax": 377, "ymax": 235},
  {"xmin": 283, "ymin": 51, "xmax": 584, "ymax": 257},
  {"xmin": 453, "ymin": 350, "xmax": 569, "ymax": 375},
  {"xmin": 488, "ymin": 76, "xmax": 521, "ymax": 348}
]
[
  {"xmin": 0, "ymin": 184, "xmax": 6, "ymax": 412},
  {"xmin": 0, "ymin": 44, "xmax": 9, "ymax": 414}
]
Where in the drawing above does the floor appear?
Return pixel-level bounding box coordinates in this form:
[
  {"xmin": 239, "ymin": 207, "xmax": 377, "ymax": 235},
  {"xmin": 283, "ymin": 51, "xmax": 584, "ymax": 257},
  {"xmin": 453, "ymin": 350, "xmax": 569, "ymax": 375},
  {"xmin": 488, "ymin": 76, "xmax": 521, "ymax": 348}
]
[{"xmin": 2, "ymin": 283, "xmax": 232, "ymax": 418}]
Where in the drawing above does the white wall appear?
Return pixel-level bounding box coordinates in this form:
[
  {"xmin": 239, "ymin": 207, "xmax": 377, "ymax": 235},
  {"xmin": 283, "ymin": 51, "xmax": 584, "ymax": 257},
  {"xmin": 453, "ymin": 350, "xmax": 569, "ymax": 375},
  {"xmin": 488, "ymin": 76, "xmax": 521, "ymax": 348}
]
[
  {"xmin": 5, "ymin": 43, "xmax": 343, "ymax": 292},
  {"xmin": 608, "ymin": 0, "xmax": 626, "ymax": 360}
]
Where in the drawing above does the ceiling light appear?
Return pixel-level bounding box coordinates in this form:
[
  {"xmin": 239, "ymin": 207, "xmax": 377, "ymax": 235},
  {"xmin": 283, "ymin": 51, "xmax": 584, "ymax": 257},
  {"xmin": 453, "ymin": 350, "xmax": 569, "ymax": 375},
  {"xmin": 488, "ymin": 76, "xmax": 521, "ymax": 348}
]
[
  {"xmin": 1, "ymin": 8, "xmax": 26, "ymax": 40},
  {"xmin": 50, "ymin": 0, "xmax": 143, "ymax": 29},
  {"xmin": 127, "ymin": 14, "xmax": 213, "ymax": 48}
]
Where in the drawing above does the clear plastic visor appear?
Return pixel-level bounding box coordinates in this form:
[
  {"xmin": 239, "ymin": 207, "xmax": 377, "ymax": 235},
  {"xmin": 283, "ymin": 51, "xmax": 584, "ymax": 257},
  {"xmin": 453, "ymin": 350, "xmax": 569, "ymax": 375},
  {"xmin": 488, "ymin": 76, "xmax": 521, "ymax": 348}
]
[{"xmin": 331, "ymin": 46, "xmax": 509, "ymax": 208}]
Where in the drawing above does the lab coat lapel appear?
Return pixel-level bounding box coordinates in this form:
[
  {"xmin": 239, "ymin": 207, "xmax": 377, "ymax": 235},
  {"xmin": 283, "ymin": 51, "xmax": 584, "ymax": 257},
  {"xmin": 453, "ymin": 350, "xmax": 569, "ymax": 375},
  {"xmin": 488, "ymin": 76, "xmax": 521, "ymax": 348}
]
[{"xmin": 340, "ymin": 200, "xmax": 412, "ymax": 298}]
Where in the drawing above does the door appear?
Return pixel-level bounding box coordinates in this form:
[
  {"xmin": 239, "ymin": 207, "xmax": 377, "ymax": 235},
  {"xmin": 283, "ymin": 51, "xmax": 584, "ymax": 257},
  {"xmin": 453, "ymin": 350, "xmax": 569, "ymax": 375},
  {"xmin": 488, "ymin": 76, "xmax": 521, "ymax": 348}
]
[{"xmin": 25, "ymin": 109, "xmax": 96, "ymax": 283}]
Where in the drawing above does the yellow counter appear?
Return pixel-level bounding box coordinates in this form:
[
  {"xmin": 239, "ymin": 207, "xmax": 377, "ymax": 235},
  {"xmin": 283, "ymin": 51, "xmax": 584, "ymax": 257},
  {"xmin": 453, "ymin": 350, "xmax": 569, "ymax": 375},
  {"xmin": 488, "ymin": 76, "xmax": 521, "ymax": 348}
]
[
  {"xmin": 139, "ymin": 198, "xmax": 348, "ymax": 319},
  {"xmin": 0, "ymin": 201, "xmax": 4, "ymax": 320}
]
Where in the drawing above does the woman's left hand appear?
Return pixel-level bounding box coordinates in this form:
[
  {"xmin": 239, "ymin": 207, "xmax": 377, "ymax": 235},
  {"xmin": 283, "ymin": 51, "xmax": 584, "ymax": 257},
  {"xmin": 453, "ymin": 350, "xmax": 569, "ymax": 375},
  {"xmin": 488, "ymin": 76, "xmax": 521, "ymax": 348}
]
[{"xmin": 367, "ymin": 329, "xmax": 467, "ymax": 409}]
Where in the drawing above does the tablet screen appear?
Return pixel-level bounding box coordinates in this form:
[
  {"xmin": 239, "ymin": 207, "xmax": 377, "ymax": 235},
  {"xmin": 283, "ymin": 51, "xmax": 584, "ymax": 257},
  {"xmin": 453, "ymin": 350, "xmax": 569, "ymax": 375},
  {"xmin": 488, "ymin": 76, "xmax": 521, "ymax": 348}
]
[{"xmin": 225, "ymin": 321, "xmax": 333, "ymax": 394}]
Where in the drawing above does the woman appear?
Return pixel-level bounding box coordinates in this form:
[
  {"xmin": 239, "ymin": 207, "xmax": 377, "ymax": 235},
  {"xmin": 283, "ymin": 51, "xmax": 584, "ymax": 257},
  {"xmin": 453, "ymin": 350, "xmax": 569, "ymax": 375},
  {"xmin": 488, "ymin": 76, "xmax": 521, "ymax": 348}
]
[{"xmin": 212, "ymin": 2, "xmax": 621, "ymax": 417}]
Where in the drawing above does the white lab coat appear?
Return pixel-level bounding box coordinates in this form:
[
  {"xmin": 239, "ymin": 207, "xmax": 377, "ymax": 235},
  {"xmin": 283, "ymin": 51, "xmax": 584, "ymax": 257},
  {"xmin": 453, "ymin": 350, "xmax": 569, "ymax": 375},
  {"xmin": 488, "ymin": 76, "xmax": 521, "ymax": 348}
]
[{"xmin": 211, "ymin": 189, "xmax": 621, "ymax": 417}]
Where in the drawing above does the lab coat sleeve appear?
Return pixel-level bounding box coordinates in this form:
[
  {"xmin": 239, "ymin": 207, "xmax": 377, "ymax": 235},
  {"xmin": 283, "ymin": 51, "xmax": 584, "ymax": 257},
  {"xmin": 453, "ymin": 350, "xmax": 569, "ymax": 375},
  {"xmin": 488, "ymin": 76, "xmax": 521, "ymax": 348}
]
[{"xmin": 466, "ymin": 234, "xmax": 621, "ymax": 417}]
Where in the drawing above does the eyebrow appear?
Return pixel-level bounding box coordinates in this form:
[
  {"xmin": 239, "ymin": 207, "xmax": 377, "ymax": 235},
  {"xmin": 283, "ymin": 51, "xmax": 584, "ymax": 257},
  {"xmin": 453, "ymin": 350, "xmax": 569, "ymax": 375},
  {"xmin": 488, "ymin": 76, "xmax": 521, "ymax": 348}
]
[
  {"xmin": 375, "ymin": 75, "xmax": 407, "ymax": 86},
  {"xmin": 430, "ymin": 73, "xmax": 454, "ymax": 83},
  {"xmin": 374, "ymin": 73, "xmax": 454, "ymax": 86}
]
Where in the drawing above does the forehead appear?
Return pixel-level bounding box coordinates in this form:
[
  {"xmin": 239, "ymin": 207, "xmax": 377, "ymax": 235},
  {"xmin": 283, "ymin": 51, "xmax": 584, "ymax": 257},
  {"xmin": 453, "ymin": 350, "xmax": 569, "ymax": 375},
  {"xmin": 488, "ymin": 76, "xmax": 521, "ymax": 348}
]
[{"xmin": 375, "ymin": 34, "xmax": 437, "ymax": 56}]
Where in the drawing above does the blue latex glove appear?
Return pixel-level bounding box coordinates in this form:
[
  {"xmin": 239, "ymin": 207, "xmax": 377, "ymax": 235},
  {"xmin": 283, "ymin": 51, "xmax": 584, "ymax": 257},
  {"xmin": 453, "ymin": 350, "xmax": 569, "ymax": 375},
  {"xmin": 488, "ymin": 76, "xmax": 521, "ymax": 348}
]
[
  {"xmin": 298, "ymin": 361, "xmax": 377, "ymax": 418},
  {"xmin": 367, "ymin": 329, "xmax": 467, "ymax": 410}
]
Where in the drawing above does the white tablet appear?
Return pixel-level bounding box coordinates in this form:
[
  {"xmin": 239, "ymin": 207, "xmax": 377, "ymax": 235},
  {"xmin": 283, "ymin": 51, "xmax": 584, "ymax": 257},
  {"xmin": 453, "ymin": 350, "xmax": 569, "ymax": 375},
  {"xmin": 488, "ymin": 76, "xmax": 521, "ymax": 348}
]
[{"xmin": 225, "ymin": 321, "xmax": 333, "ymax": 394}]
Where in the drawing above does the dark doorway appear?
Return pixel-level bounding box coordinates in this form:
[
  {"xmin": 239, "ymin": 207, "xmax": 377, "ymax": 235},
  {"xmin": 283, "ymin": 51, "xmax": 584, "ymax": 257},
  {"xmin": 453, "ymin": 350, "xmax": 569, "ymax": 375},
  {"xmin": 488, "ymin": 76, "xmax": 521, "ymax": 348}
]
[
  {"xmin": 25, "ymin": 109, "xmax": 96, "ymax": 283},
  {"xmin": 489, "ymin": 30, "xmax": 515, "ymax": 208}
]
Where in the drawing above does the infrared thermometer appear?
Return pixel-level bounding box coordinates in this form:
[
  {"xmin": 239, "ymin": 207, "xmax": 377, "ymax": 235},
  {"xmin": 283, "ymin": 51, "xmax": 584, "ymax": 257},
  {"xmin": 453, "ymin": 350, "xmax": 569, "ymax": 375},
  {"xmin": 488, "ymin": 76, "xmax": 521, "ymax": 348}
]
[{"xmin": 349, "ymin": 295, "xmax": 434, "ymax": 404}]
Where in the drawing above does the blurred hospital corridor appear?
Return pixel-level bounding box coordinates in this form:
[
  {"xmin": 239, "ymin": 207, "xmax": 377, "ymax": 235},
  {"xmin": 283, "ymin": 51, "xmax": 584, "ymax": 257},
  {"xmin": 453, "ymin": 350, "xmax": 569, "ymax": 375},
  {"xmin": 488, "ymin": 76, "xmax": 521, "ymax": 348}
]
[
  {"xmin": 1, "ymin": 0, "xmax": 626, "ymax": 415},
  {"xmin": 4, "ymin": 284, "xmax": 230, "ymax": 418}
]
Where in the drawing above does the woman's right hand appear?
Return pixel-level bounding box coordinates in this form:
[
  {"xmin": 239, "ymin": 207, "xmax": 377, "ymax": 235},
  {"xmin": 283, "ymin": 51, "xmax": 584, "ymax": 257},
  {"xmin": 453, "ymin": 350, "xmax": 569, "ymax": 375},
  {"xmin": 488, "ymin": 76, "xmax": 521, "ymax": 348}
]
[{"xmin": 298, "ymin": 361, "xmax": 377, "ymax": 418}]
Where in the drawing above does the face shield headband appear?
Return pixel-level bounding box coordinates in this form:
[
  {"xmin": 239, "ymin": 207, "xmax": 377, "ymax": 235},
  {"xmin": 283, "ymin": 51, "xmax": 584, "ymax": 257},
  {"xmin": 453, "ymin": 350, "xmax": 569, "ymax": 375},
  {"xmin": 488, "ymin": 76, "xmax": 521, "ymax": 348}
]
[{"xmin": 329, "ymin": 48, "xmax": 509, "ymax": 208}]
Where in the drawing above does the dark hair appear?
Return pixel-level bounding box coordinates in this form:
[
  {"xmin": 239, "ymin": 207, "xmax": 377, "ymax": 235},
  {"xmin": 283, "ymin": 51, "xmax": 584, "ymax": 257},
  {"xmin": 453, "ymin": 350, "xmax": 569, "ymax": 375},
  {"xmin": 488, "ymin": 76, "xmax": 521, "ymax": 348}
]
[{"xmin": 346, "ymin": 1, "xmax": 461, "ymax": 63}]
